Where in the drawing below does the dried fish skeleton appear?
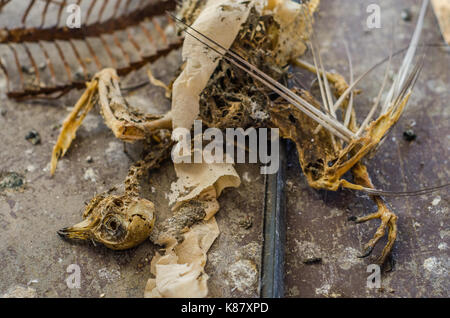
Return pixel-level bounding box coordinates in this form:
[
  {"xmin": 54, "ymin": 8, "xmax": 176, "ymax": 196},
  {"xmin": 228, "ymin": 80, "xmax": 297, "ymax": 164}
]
[{"xmin": 0, "ymin": 0, "xmax": 441, "ymax": 297}]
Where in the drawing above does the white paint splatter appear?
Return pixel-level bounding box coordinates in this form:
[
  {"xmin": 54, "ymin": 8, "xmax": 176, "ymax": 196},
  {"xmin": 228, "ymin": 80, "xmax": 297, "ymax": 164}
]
[
  {"xmin": 228, "ymin": 259, "xmax": 258, "ymax": 292},
  {"xmin": 105, "ymin": 141, "xmax": 128, "ymax": 165},
  {"xmin": 315, "ymin": 283, "xmax": 331, "ymax": 296},
  {"xmin": 338, "ymin": 247, "xmax": 363, "ymax": 270},
  {"xmin": 26, "ymin": 165, "xmax": 36, "ymax": 172},
  {"xmin": 2, "ymin": 285, "xmax": 37, "ymax": 298},
  {"xmin": 81, "ymin": 113, "xmax": 102, "ymax": 132},
  {"xmin": 250, "ymin": 101, "xmax": 269, "ymax": 121},
  {"xmin": 83, "ymin": 168, "xmax": 98, "ymax": 182},
  {"xmin": 426, "ymin": 79, "xmax": 446, "ymax": 94},
  {"xmin": 432, "ymin": 196, "xmax": 441, "ymax": 206},
  {"xmin": 423, "ymin": 257, "xmax": 447, "ymax": 276},
  {"xmin": 98, "ymin": 268, "xmax": 121, "ymax": 283},
  {"xmin": 438, "ymin": 242, "xmax": 448, "ymax": 250},
  {"xmin": 294, "ymin": 240, "xmax": 322, "ymax": 260},
  {"xmin": 242, "ymin": 172, "xmax": 251, "ymax": 183}
]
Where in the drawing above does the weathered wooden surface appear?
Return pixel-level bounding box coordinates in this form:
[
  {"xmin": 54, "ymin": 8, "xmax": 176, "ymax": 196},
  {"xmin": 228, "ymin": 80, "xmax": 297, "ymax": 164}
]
[{"xmin": 285, "ymin": 0, "xmax": 449, "ymax": 297}]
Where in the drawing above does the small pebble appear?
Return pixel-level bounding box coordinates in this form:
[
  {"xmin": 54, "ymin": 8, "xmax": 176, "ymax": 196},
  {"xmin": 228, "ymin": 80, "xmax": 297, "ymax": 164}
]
[
  {"xmin": 239, "ymin": 216, "xmax": 253, "ymax": 229},
  {"xmin": 302, "ymin": 257, "xmax": 322, "ymax": 265},
  {"xmin": 38, "ymin": 62, "xmax": 47, "ymax": 70},
  {"xmin": 0, "ymin": 172, "xmax": 24, "ymax": 189},
  {"xmin": 74, "ymin": 68, "xmax": 85, "ymax": 81},
  {"xmin": 0, "ymin": 109, "xmax": 6, "ymax": 116},
  {"xmin": 86, "ymin": 156, "xmax": 93, "ymax": 163},
  {"xmin": 401, "ymin": 8, "xmax": 412, "ymax": 22},
  {"xmin": 403, "ymin": 129, "xmax": 416, "ymax": 141},
  {"xmin": 432, "ymin": 196, "xmax": 441, "ymax": 206},
  {"xmin": 21, "ymin": 65, "xmax": 35, "ymax": 75},
  {"xmin": 25, "ymin": 130, "xmax": 41, "ymax": 145}
]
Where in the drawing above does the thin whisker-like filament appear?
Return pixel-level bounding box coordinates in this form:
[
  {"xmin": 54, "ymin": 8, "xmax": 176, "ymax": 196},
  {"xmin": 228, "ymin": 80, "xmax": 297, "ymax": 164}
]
[
  {"xmin": 382, "ymin": 0, "xmax": 428, "ymax": 114},
  {"xmin": 301, "ymin": 6, "xmax": 335, "ymax": 118},
  {"xmin": 309, "ymin": 41, "xmax": 329, "ymax": 114},
  {"xmin": 317, "ymin": 47, "xmax": 335, "ymax": 118},
  {"xmin": 361, "ymin": 183, "xmax": 450, "ymax": 197},
  {"xmin": 343, "ymin": 42, "xmax": 354, "ymax": 129},
  {"xmin": 356, "ymin": 44, "xmax": 393, "ymax": 136}
]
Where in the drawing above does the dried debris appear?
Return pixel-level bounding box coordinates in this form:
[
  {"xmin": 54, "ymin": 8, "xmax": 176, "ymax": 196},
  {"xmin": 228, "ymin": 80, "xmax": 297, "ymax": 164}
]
[
  {"xmin": 302, "ymin": 257, "xmax": 322, "ymax": 265},
  {"xmin": 403, "ymin": 128, "xmax": 417, "ymax": 141},
  {"xmin": 0, "ymin": 0, "xmax": 442, "ymax": 298},
  {"xmin": 25, "ymin": 129, "xmax": 41, "ymax": 145},
  {"xmin": 401, "ymin": 8, "xmax": 413, "ymax": 22},
  {"xmin": 1, "ymin": 285, "xmax": 37, "ymax": 298},
  {"xmin": 0, "ymin": 171, "xmax": 24, "ymax": 190}
]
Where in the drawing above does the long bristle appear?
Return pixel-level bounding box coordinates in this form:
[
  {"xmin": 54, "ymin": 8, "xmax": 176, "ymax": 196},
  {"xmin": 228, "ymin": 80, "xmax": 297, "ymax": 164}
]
[
  {"xmin": 361, "ymin": 183, "xmax": 449, "ymax": 197},
  {"xmin": 356, "ymin": 40, "xmax": 393, "ymax": 136},
  {"xmin": 343, "ymin": 41, "xmax": 354, "ymax": 129},
  {"xmin": 381, "ymin": 0, "xmax": 429, "ymax": 114}
]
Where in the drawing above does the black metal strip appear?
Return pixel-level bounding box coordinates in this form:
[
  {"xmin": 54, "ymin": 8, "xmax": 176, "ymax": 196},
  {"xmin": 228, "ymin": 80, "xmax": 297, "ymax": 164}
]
[{"xmin": 260, "ymin": 139, "xmax": 287, "ymax": 298}]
